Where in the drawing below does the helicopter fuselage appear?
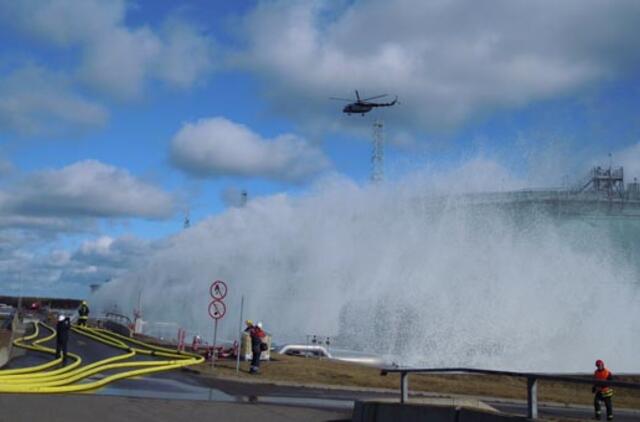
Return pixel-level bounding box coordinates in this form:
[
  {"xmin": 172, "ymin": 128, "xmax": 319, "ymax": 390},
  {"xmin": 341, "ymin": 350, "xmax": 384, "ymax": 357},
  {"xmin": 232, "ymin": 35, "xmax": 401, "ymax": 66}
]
[
  {"xmin": 343, "ymin": 103, "xmax": 373, "ymax": 115},
  {"xmin": 334, "ymin": 91, "xmax": 397, "ymax": 115}
]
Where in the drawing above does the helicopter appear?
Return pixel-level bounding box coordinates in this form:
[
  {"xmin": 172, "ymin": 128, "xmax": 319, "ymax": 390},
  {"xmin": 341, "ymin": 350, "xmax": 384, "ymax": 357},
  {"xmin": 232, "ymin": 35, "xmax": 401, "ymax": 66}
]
[{"xmin": 330, "ymin": 90, "xmax": 398, "ymax": 116}]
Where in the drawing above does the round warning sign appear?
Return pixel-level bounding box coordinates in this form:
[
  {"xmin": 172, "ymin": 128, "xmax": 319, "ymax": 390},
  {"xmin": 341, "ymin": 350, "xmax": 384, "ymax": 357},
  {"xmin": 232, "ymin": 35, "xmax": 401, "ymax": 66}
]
[
  {"xmin": 208, "ymin": 299, "xmax": 226, "ymax": 320},
  {"xmin": 210, "ymin": 280, "xmax": 228, "ymax": 300}
]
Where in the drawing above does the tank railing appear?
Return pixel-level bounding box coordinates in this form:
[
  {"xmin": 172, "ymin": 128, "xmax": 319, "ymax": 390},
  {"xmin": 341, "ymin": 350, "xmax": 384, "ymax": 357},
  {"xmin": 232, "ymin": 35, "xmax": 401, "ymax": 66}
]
[
  {"xmin": 103, "ymin": 312, "xmax": 132, "ymax": 325},
  {"xmin": 380, "ymin": 367, "xmax": 640, "ymax": 419}
]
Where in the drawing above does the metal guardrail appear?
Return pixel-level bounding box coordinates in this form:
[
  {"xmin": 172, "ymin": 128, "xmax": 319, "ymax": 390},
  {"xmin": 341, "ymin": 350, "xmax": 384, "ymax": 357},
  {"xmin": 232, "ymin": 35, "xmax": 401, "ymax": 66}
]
[
  {"xmin": 380, "ymin": 367, "xmax": 640, "ymax": 419},
  {"xmin": 103, "ymin": 312, "xmax": 132, "ymax": 325}
]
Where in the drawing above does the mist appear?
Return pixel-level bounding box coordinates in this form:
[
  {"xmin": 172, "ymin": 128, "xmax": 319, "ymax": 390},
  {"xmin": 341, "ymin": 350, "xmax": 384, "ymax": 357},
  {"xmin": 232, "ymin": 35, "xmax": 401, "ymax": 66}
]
[{"xmin": 94, "ymin": 159, "xmax": 640, "ymax": 372}]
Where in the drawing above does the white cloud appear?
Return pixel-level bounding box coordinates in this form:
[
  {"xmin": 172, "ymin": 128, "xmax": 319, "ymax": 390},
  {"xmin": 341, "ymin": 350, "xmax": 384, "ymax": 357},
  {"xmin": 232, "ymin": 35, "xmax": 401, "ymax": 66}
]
[
  {"xmin": 0, "ymin": 66, "xmax": 108, "ymax": 136},
  {"xmin": 153, "ymin": 19, "xmax": 217, "ymax": 89},
  {"xmin": 237, "ymin": 0, "xmax": 640, "ymax": 130},
  {"xmin": 170, "ymin": 117, "xmax": 331, "ymax": 182},
  {"xmin": 0, "ymin": 160, "xmax": 175, "ymax": 219},
  {"xmin": 0, "ymin": 156, "xmax": 14, "ymax": 177},
  {"xmin": 220, "ymin": 186, "xmax": 248, "ymax": 208},
  {"xmin": 78, "ymin": 236, "xmax": 115, "ymax": 257},
  {"xmin": 73, "ymin": 235, "xmax": 151, "ymax": 268},
  {"xmin": 78, "ymin": 26, "xmax": 162, "ymax": 99},
  {"xmin": 4, "ymin": 0, "xmax": 126, "ymax": 46},
  {"xmin": 1, "ymin": 0, "xmax": 216, "ymax": 100},
  {"xmin": 0, "ymin": 233, "xmax": 152, "ymax": 298},
  {"xmin": 0, "ymin": 215, "xmax": 92, "ymax": 234}
]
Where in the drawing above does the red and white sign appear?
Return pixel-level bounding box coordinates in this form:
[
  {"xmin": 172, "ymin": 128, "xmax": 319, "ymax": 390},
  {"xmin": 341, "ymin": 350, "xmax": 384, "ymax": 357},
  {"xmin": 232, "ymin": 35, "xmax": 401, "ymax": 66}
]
[
  {"xmin": 208, "ymin": 279, "xmax": 228, "ymax": 366},
  {"xmin": 210, "ymin": 280, "xmax": 228, "ymax": 300},
  {"xmin": 208, "ymin": 299, "xmax": 227, "ymax": 320}
]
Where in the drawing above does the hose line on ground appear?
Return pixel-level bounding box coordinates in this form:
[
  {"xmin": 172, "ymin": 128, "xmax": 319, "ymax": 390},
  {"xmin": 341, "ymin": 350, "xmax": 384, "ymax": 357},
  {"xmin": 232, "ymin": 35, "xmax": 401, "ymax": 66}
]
[{"xmin": 0, "ymin": 320, "xmax": 203, "ymax": 393}]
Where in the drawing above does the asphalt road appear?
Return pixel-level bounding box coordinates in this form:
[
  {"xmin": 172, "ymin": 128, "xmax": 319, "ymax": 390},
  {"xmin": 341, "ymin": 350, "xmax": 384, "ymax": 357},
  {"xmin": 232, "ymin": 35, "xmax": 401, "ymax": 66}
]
[
  {"xmin": 492, "ymin": 401, "xmax": 639, "ymax": 422},
  {"xmin": 0, "ymin": 394, "xmax": 352, "ymax": 422},
  {"xmin": 5, "ymin": 324, "xmax": 125, "ymax": 369},
  {"xmin": 5, "ymin": 323, "xmax": 640, "ymax": 421},
  {"xmin": 3, "ymin": 323, "xmax": 352, "ymax": 421}
]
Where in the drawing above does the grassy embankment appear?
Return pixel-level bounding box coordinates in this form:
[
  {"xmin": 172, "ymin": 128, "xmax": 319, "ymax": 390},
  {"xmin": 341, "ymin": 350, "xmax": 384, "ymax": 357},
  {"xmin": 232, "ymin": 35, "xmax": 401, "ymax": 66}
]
[{"xmin": 194, "ymin": 353, "xmax": 640, "ymax": 410}]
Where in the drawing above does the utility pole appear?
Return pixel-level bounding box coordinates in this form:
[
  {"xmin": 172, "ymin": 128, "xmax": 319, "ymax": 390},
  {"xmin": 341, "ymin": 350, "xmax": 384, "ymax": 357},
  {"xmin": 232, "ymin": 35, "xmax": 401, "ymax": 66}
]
[
  {"xmin": 371, "ymin": 119, "xmax": 384, "ymax": 183},
  {"xmin": 17, "ymin": 272, "xmax": 23, "ymax": 322}
]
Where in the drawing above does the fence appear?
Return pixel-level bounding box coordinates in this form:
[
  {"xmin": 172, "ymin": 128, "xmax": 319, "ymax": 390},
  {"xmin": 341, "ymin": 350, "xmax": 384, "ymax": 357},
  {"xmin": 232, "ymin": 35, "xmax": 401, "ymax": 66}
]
[{"xmin": 380, "ymin": 367, "xmax": 640, "ymax": 419}]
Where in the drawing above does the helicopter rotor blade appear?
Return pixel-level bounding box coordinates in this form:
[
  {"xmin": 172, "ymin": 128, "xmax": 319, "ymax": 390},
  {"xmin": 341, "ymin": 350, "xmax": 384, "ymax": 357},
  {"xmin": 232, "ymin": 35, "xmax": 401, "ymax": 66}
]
[
  {"xmin": 329, "ymin": 97, "xmax": 354, "ymax": 101},
  {"xmin": 362, "ymin": 94, "xmax": 388, "ymax": 101}
]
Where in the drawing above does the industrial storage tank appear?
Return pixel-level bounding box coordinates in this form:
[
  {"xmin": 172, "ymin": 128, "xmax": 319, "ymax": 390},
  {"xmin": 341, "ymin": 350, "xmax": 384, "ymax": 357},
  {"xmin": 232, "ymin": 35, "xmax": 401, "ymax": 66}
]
[{"xmin": 627, "ymin": 179, "xmax": 640, "ymax": 200}]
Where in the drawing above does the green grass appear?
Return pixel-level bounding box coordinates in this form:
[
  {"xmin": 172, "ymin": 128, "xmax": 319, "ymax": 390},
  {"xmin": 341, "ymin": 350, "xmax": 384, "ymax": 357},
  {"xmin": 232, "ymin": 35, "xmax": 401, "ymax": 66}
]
[{"xmin": 193, "ymin": 353, "xmax": 640, "ymax": 410}]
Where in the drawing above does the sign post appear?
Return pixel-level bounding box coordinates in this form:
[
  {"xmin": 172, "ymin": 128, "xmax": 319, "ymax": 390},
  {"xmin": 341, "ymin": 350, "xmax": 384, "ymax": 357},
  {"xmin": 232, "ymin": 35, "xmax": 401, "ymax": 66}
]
[
  {"xmin": 208, "ymin": 280, "xmax": 228, "ymax": 368},
  {"xmin": 235, "ymin": 295, "xmax": 244, "ymax": 374}
]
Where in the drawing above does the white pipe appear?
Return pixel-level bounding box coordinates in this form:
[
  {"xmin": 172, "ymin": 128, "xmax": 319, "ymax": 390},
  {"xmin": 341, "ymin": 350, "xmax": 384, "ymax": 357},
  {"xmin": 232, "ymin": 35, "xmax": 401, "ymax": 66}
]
[{"xmin": 278, "ymin": 344, "xmax": 332, "ymax": 358}]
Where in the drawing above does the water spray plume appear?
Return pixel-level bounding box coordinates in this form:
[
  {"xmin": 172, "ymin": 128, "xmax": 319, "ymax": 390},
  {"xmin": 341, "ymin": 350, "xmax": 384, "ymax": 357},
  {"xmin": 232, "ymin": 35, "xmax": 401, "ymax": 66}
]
[{"xmin": 95, "ymin": 161, "xmax": 640, "ymax": 372}]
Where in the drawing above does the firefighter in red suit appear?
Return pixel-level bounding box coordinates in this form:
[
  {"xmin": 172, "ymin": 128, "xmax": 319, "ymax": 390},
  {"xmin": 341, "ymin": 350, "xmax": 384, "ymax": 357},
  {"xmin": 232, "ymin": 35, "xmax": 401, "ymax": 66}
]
[{"xmin": 593, "ymin": 359, "xmax": 614, "ymax": 420}]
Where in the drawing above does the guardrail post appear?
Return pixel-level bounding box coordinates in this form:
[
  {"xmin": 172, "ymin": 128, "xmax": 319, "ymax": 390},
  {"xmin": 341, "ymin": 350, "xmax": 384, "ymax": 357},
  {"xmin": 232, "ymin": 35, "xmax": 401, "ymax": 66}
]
[
  {"xmin": 527, "ymin": 376, "xmax": 538, "ymax": 419},
  {"xmin": 401, "ymin": 371, "xmax": 409, "ymax": 403}
]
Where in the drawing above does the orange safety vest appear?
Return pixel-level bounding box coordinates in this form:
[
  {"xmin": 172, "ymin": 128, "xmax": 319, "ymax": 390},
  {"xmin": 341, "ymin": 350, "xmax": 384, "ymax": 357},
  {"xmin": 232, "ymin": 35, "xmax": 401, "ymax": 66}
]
[{"xmin": 594, "ymin": 368, "xmax": 613, "ymax": 397}]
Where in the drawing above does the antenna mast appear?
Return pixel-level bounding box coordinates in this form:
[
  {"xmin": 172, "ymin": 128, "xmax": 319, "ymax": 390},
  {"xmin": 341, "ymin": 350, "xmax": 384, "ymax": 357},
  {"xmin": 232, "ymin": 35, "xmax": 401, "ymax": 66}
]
[
  {"xmin": 183, "ymin": 210, "xmax": 190, "ymax": 229},
  {"xmin": 240, "ymin": 190, "xmax": 248, "ymax": 207},
  {"xmin": 371, "ymin": 119, "xmax": 384, "ymax": 183}
]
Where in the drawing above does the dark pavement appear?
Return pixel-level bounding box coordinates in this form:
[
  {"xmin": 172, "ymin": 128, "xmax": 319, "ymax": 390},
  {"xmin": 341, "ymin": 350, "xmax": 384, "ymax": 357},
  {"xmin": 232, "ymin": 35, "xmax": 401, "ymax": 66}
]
[
  {"xmin": 6, "ymin": 325, "xmax": 126, "ymax": 369},
  {"xmin": 5, "ymin": 323, "xmax": 640, "ymax": 421},
  {"xmin": 0, "ymin": 394, "xmax": 352, "ymax": 422}
]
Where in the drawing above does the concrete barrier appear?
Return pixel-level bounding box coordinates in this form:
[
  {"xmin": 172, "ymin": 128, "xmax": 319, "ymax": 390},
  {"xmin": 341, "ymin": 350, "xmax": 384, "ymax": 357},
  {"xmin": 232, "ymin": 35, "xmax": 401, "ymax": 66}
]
[
  {"xmin": 352, "ymin": 401, "xmax": 527, "ymax": 422},
  {"xmin": 458, "ymin": 408, "xmax": 526, "ymax": 421},
  {"xmin": 0, "ymin": 313, "xmax": 19, "ymax": 368},
  {"xmin": 0, "ymin": 344, "xmax": 9, "ymax": 368},
  {"xmin": 352, "ymin": 401, "xmax": 457, "ymax": 422}
]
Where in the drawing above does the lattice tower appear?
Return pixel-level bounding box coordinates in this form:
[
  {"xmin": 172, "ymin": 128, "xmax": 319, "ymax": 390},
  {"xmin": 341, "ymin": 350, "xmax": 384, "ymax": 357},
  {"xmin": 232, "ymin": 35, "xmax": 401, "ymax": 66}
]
[{"xmin": 371, "ymin": 119, "xmax": 384, "ymax": 183}]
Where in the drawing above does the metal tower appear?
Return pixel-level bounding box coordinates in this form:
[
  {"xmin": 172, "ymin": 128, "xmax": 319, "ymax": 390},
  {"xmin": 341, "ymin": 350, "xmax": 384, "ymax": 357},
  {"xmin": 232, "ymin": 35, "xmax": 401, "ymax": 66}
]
[
  {"xmin": 183, "ymin": 210, "xmax": 190, "ymax": 229},
  {"xmin": 371, "ymin": 119, "xmax": 384, "ymax": 183},
  {"xmin": 578, "ymin": 166, "xmax": 624, "ymax": 198},
  {"xmin": 240, "ymin": 190, "xmax": 248, "ymax": 207}
]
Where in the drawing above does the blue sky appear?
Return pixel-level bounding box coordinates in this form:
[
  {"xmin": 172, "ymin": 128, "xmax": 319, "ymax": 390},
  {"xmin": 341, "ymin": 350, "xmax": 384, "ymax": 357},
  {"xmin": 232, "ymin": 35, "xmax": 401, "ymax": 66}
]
[{"xmin": 1, "ymin": 0, "xmax": 640, "ymax": 298}]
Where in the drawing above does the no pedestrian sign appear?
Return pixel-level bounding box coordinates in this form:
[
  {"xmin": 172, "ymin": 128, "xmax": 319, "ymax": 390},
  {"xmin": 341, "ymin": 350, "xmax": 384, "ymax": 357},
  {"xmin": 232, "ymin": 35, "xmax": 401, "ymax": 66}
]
[
  {"xmin": 210, "ymin": 280, "xmax": 228, "ymax": 300},
  {"xmin": 208, "ymin": 299, "xmax": 226, "ymax": 320}
]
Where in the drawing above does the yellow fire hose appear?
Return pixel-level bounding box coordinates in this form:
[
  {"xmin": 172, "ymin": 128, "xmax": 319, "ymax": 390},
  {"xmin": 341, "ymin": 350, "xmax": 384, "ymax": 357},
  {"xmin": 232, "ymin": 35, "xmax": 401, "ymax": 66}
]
[
  {"xmin": 0, "ymin": 322, "xmax": 60, "ymax": 375},
  {"xmin": 0, "ymin": 320, "xmax": 204, "ymax": 393}
]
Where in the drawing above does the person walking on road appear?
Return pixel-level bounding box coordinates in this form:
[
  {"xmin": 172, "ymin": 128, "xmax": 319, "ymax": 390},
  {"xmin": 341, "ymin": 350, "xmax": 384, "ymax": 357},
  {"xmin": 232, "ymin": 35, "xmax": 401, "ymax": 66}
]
[
  {"xmin": 77, "ymin": 300, "xmax": 90, "ymax": 327},
  {"xmin": 56, "ymin": 314, "xmax": 71, "ymax": 366},
  {"xmin": 593, "ymin": 359, "xmax": 614, "ymax": 420}
]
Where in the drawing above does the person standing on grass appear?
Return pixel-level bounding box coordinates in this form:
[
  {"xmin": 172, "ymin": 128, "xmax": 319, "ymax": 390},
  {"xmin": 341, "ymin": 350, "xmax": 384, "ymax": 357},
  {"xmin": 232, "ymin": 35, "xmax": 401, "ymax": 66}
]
[
  {"xmin": 246, "ymin": 321, "xmax": 266, "ymax": 374},
  {"xmin": 593, "ymin": 359, "xmax": 614, "ymax": 420}
]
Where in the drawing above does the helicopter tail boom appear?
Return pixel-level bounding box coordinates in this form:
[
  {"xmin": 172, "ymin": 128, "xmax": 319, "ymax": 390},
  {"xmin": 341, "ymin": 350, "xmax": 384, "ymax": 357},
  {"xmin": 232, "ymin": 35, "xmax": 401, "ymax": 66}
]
[{"xmin": 371, "ymin": 96, "xmax": 398, "ymax": 107}]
